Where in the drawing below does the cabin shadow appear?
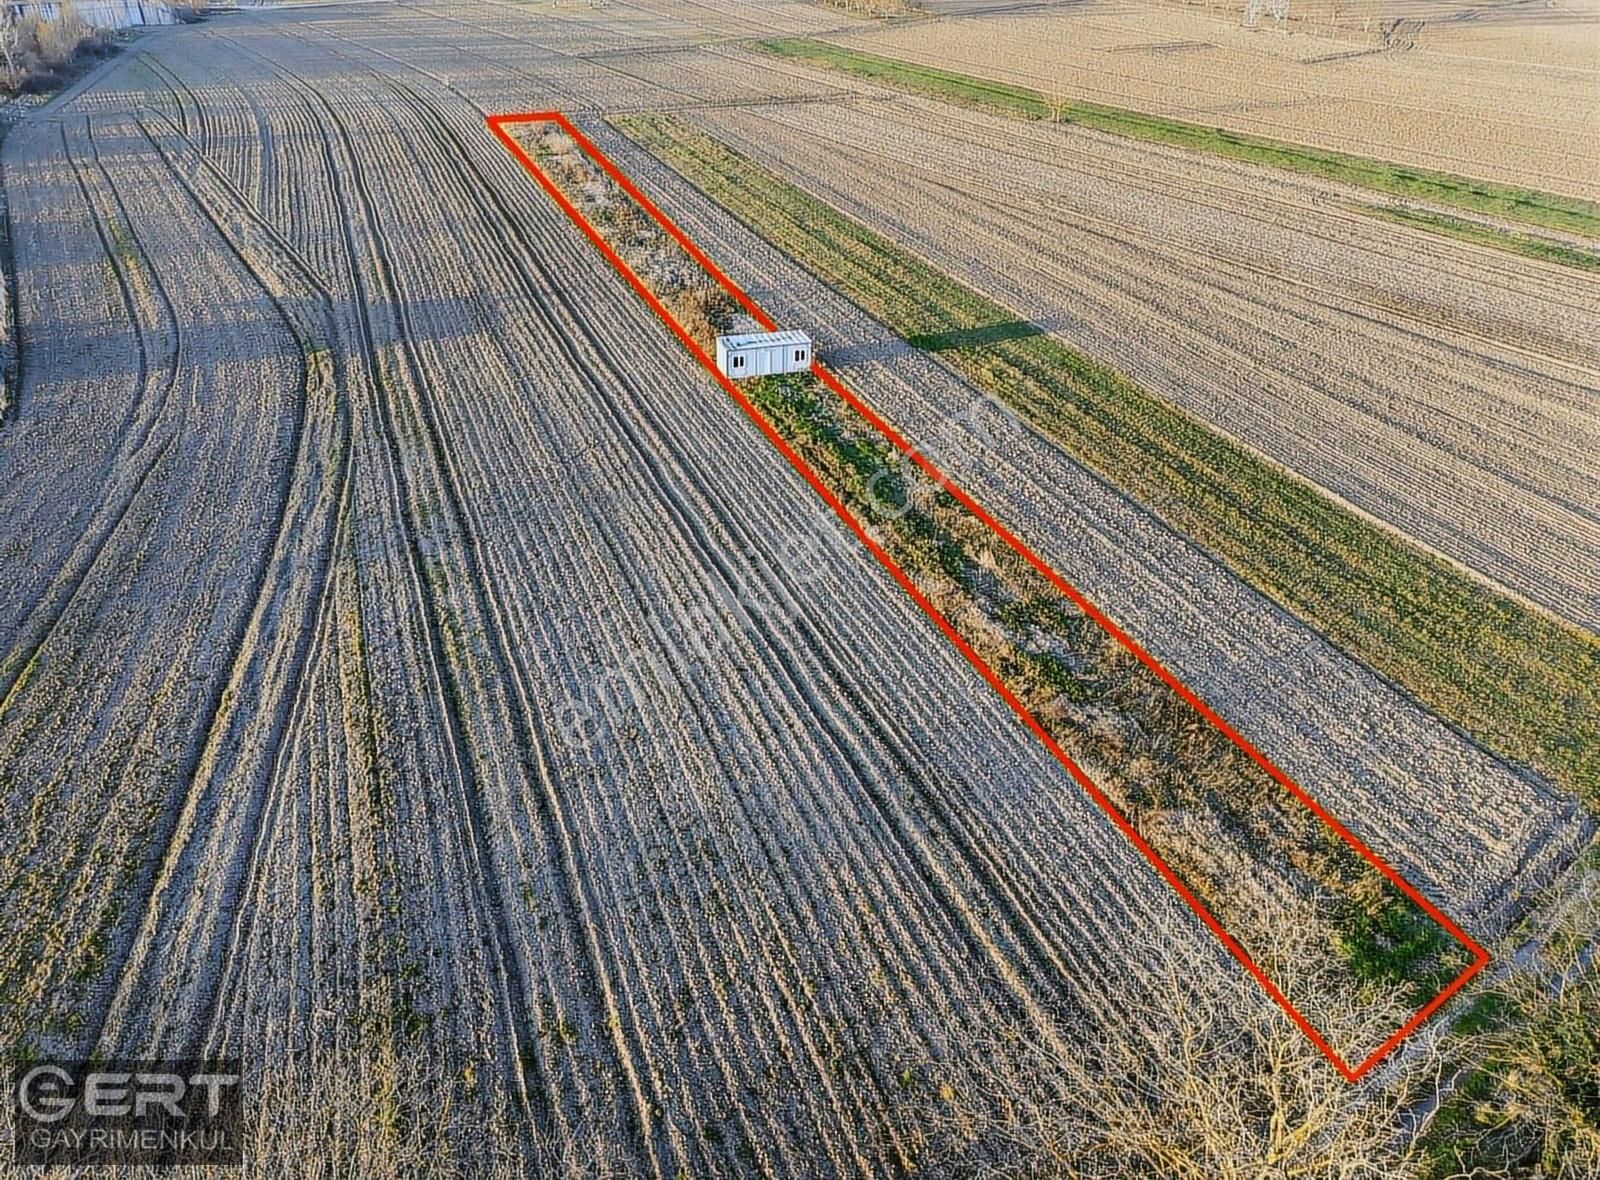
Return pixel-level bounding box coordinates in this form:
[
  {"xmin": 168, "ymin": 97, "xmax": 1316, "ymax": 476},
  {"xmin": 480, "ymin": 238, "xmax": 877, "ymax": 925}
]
[{"xmin": 906, "ymin": 319, "xmax": 1044, "ymax": 352}]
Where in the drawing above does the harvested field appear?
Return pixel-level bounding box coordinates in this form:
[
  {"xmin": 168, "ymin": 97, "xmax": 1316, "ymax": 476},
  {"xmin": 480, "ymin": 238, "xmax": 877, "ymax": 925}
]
[
  {"xmin": 816, "ymin": 0, "xmax": 1600, "ymax": 201},
  {"xmin": 757, "ymin": 37, "xmax": 1600, "ymax": 239},
  {"xmin": 0, "ymin": 0, "xmax": 1593, "ymax": 1175},
  {"xmin": 616, "ymin": 110, "xmax": 1600, "ymax": 810},
  {"xmin": 623, "ymin": 87, "xmax": 1600, "ymax": 634},
  {"xmin": 503, "ymin": 113, "xmax": 1485, "ymax": 1075}
]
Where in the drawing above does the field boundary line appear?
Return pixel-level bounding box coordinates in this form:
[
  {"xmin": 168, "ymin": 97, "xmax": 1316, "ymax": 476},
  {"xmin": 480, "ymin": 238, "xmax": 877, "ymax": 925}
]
[{"xmin": 485, "ymin": 109, "xmax": 1490, "ymax": 1083}]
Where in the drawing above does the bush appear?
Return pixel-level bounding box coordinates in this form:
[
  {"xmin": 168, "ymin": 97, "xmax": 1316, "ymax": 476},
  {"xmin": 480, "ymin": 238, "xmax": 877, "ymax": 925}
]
[
  {"xmin": 820, "ymin": 0, "xmax": 923, "ymax": 14},
  {"xmin": 0, "ymin": 5, "xmax": 111, "ymax": 97}
]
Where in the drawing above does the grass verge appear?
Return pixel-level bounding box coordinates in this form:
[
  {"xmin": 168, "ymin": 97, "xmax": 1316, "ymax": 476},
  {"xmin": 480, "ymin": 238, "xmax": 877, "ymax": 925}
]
[
  {"xmin": 1356, "ymin": 204, "xmax": 1600, "ymax": 272},
  {"xmin": 756, "ymin": 38, "xmax": 1600, "ymax": 239},
  {"xmin": 612, "ymin": 112, "xmax": 1600, "ymax": 812}
]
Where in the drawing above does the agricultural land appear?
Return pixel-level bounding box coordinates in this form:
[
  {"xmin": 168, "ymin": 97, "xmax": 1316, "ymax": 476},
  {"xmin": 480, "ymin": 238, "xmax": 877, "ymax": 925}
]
[{"xmin": 0, "ymin": 1, "xmax": 1595, "ymax": 1176}]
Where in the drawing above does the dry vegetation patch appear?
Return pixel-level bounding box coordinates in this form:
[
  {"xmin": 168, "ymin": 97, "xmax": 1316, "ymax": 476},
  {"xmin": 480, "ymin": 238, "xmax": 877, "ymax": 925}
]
[
  {"xmin": 527, "ymin": 126, "xmax": 741, "ymax": 349},
  {"xmin": 0, "ymin": 4, "xmax": 114, "ymax": 96},
  {"xmin": 1417, "ymin": 849, "xmax": 1600, "ymax": 1178}
]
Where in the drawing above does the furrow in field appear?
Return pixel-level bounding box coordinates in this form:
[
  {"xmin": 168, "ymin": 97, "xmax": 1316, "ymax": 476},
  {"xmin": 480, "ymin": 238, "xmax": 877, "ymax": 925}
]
[
  {"xmin": 675, "ymin": 95, "xmax": 1600, "ymax": 627},
  {"xmin": 353, "ymin": 75, "xmax": 1011, "ymax": 1170},
  {"xmin": 819, "ymin": 2, "xmax": 1600, "ymax": 200},
  {"xmin": 0, "ymin": 98, "xmax": 313, "ymax": 1061},
  {"xmin": 8, "ymin": 2, "xmax": 1587, "ymax": 1171},
  {"xmin": 88, "ymin": 107, "xmax": 349, "ymax": 1058},
  {"xmin": 600, "ymin": 113, "xmax": 1590, "ymax": 933},
  {"xmin": 265, "ymin": 39, "xmax": 1235, "ymax": 1157}
]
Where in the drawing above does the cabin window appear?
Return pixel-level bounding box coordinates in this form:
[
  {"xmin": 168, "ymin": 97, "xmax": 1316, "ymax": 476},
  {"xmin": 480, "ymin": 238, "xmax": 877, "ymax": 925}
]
[
  {"xmin": 732, "ymin": 355, "xmax": 744, "ymax": 369},
  {"xmin": 795, "ymin": 350, "xmax": 806, "ymax": 362}
]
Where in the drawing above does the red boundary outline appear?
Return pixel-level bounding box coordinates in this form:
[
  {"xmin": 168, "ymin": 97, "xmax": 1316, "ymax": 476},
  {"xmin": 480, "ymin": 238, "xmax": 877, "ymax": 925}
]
[{"xmin": 486, "ymin": 110, "xmax": 1490, "ymax": 1082}]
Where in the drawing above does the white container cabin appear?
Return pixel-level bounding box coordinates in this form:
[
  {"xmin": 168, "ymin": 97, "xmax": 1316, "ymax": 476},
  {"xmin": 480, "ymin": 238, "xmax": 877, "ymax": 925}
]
[{"xmin": 715, "ymin": 330, "xmax": 813, "ymax": 380}]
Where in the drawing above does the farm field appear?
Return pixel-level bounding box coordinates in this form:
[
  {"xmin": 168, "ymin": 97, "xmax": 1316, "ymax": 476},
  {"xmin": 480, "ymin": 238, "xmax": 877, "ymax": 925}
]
[
  {"xmin": 627, "ymin": 88, "xmax": 1600, "ymax": 633},
  {"xmin": 818, "ymin": 0, "xmax": 1600, "ymax": 202},
  {"xmin": 0, "ymin": 0, "xmax": 1594, "ymax": 1175},
  {"xmin": 503, "ymin": 112, "xmax": 1497, "ymax": 1077}
]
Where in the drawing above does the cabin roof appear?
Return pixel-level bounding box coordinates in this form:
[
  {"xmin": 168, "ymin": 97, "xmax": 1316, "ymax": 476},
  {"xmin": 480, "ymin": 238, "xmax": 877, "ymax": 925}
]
[{"xmin": 716, "ymin": 330, "xmax": 812, "ymax": 351}]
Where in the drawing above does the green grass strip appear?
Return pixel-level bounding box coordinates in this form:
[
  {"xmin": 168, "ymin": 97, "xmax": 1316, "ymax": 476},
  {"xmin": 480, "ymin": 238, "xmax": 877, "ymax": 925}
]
[
  {"xmin": 757, "ymin": 38, "xmax": 1600, "ymax": 238},
  {"xmin": 613, "ymin": 111, "xmax": 1600, "ymax": 809},
  {"xmin": 1356, "ymin": 204, "xmax": 1600, "ymax": 271}
]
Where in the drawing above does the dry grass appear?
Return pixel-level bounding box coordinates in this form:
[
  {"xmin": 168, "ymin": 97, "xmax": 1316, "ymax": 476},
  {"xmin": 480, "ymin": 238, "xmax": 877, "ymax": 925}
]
[
  {"xmin": 4, "ymin": 8, "xmax": 1588, "ymax": 1174},
  {"xmin": 662, "ymin": 283, "xmax": 739, "ymax": 347},
  {"xmin": 527, "ymin": 127, "xmax": 739, "ymax": 347},
  {"xmin": 0, "ymin": 4, "xmax": 112, "ymax": 96},
  {"xmin": 1418, "ymin": 851, "xmax": 1600, "ymax": 1178}
]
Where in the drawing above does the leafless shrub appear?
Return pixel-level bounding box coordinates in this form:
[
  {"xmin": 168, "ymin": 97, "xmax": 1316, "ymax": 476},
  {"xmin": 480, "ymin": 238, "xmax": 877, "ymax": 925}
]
[
  {"xmin": 819, "ymin": 0, "xmax": 923, "ymax": 16},
  {"xmin": 663, "ymin": 283, "xmax": 739, "ymax": 348},
  {"xmin": 1044, "ymin": 83, "xmax": 1071, "ymax": 124},
  {"xmin": 36, "ymin": 2, "xmax": 91, "ymax": 66},
  {"xmin": 1042, "ymin": 31, "xmax": 1073, "ymax": 123},
  {"xmin": 930, "ymin": 923, "xmax": 1440, "ymax": 1178},
  {"xmin": 522, "ymin": 124, "xmax": 737, "ymax": 349},
  {"xmin": 0, "ymin": 3, "xmax": 110, "ymax": 95}
]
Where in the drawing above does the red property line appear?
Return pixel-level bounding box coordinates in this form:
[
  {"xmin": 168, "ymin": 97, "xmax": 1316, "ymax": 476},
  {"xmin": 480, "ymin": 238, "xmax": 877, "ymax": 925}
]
[{"xmin": 486, "ymin": 110, "xmax": 1490, "ymax": 1082}]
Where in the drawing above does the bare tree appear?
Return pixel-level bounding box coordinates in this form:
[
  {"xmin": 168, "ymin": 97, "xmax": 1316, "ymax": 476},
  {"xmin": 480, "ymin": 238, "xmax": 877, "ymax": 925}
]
[
  {"xmin": 925, "ymin": 864, "xmax": 1599, "ymax": 1179},
  {"xmin": 0, "ymin": 12, "xmax": 25, "ymax": 92},
  {"xmin": 928, "ymin": 920, "xmax": 1444, "ymax": 1178},
  {"xmin": 1043, "ymin": 28, "xmax": 1072, "ymax": 123}
]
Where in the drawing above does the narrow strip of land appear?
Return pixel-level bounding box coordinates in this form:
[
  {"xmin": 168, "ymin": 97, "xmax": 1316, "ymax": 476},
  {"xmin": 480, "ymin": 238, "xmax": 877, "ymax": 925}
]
[{"xmin": 1355, "ymin": 204, "xmax": 1600, "ymax": 272}]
